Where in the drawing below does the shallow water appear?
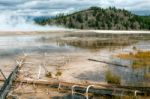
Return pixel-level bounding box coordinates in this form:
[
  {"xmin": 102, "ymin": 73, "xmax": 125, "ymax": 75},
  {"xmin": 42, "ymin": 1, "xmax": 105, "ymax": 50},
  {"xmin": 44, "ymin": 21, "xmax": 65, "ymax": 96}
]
[
  {"xmin": 53, "ymin": 94, "xmax": 86, "ymax": 99},
  {"xmin": 0, "ymin": 35, "xmax": 81, "ymax": 58},
  {"xmin": 109, "ymin": 41, "xmax": 150, "ymax": 86},
  {"xmin": 0, "ymin": 33, "xmax": 149, "ymax": 86}
]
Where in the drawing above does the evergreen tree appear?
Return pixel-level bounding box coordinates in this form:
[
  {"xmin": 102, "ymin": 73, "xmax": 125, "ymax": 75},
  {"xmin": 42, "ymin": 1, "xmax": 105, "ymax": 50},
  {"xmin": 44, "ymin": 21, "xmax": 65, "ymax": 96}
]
[
  {"xmin": 34, "ymin": 6, "xmax": 150, "ymax": 30},
  {"xmin": 76, "ymin": 14, "xmax": 83, "ymax": 23}
]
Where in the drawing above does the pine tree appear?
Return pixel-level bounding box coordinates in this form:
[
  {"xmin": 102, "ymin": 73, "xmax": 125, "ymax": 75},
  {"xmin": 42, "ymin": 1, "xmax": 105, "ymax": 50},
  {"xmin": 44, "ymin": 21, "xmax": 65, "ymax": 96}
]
[{"xmin": 76, "ymin": 14, "xmax": 83, "ymax": 23}]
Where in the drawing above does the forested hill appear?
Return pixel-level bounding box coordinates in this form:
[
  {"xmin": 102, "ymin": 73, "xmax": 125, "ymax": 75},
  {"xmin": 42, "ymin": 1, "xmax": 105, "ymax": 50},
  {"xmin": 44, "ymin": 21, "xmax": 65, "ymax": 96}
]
[{"xmin": 34, "ymin": 7, "xmax": 150, "ymax": 30}]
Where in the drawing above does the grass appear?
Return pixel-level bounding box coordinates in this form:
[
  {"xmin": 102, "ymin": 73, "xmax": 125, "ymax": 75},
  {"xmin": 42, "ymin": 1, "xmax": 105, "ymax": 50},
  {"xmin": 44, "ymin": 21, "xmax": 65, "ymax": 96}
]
[
  {"xmin": 144, "ymin": 73, "xmax": 150, "ymax": 80},
  {"xmin": 132, "ymin": 60, "xmax": 150, "ymax": 69},
  {"xmin": 117, "ymin": 51, "xmax": 150, "ymax": 59},
  {"xmin": 45, "ymin": 72, "xmax": 52, "ymax": 78},
  {"xmin": 55, "ymin": 71, "xmax": 62, "ymax": 77},
  {"xmin": 117, "ymin": 51, "xmax": 150, "ymax": 69},
  {"xmin": 105, "ymin": 70, "xmax": 121, "ymax": 85}
]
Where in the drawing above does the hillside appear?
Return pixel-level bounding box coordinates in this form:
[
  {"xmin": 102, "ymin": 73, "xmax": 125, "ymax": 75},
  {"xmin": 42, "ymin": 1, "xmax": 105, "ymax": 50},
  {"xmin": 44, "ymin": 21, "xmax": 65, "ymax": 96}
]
[{"xmin": 34, "ymin": 7, "xmax": 150, "ymax": 30}]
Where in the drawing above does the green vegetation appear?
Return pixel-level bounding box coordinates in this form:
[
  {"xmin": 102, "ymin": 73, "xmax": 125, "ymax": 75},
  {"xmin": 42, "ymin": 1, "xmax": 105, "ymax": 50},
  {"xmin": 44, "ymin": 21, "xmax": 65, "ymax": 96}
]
[
  {"xmin": 34, "ymin": 7, "xmax": 150, "ymax": 30},
  {"xmin": 105, "ymin": 70, "xmax": 121, "ymax": 85},
  {"xmin": 144, "ymin": 73, "xmax": 150, "ymax": 80},
  {"xmin": 55, "ymin": 71, "xmax": 62, "ymax": 77},
  {"xmin": 140, "ymin": 16, "xmax": 150, "ymax": 29},
  {"xmin": 45, "ymin": 72, "xmax": 52, "ymax": 78}
]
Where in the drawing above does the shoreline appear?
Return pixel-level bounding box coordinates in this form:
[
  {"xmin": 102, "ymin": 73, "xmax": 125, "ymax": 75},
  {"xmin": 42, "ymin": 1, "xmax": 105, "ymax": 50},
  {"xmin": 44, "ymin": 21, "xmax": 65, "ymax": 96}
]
[{"xmin": 0, "ymin": 30, "xmax": 149, "ymax": 36}]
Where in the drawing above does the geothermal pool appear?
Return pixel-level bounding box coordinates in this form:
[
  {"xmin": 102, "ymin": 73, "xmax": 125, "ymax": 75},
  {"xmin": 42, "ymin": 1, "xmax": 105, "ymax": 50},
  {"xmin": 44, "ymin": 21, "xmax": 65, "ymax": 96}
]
[{"xmin": 0, "ymin": 31, "xmax": 150, "ymax": 98}]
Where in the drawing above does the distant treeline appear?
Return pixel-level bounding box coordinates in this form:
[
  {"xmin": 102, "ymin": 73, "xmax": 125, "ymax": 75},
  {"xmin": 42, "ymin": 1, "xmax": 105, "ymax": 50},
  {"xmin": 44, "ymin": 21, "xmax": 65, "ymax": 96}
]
[{"xmin": 34, "ymin": 7, "xmax": 150, "ymax": 30}]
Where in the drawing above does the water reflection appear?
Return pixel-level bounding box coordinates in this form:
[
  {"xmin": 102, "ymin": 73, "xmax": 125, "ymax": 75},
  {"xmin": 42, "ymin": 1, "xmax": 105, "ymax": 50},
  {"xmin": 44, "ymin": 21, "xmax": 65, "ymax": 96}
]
[
  {"xmin": 0, "ymin": 33, "xmax": 150, "ymax": 87},
  {"xmin": 53, "ymin": 94, "xmax": 86, "ymax": 99},
  {"xmin": 0, "ymin": 35, "xmax": 79, "ymax": 58},
  {"xmin": 76, "ymin": 70, "xmax": 105, "ymax": 82},
  {"xmin": 110, "ymin": 55, "xmax": 150, "ymax": 86},
  {"xmin": 56, "ymin": 33, "xmax": 150, "ymax": 50},
  {"xmin": 56, "ymin": 38, "xmax": 135, "ymax": 49}
]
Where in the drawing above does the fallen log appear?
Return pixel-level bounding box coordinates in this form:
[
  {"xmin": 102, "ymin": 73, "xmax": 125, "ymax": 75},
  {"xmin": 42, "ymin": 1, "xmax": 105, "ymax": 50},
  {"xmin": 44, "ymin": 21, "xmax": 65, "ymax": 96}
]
[
  {"xmin": 0, "ymin": 65, "xmax": 20, "ymax": 99},
  {"xmin": 0, "ymin": 78, "xmax": 149, "ymax": 96},
  {"xmin": 88, "ymin": 59, "xmax": 128, "ymax": 67},
  {"xmin": 0, "ymin": 57, "xmax": 26, "ymax": 99}
]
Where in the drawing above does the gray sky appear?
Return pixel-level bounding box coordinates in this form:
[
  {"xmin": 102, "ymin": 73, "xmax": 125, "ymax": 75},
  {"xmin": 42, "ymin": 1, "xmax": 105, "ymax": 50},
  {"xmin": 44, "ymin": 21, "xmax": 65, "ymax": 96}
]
[
  {"xmin": 0, "ymin": 0, "xmax": 149, "ymax": 16},
  {"xmin": 0, "ymin": 0, "xmax": 149, "ymax": 31}
]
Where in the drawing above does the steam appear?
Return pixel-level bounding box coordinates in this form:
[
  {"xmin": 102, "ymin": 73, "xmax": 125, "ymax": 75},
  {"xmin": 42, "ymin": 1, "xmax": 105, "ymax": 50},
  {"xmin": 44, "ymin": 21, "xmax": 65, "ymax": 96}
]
[
  {"xmin": 0, "ymin": 0, "xmax": 148, "ymax": 31},
  {"xmin": 0, "ymin": 14, "xmax": 66, "ymax": 31}
]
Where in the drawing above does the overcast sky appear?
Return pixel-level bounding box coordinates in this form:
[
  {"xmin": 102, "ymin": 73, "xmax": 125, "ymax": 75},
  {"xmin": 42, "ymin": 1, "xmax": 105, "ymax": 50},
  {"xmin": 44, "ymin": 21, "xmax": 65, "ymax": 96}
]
[
  {"xmin": 0, "ymin": 0, "xmax": 149, "ymax": 16},
  {"xmin": 0, "ymin": 0, "xmax": 149, "ymax": 31}
]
